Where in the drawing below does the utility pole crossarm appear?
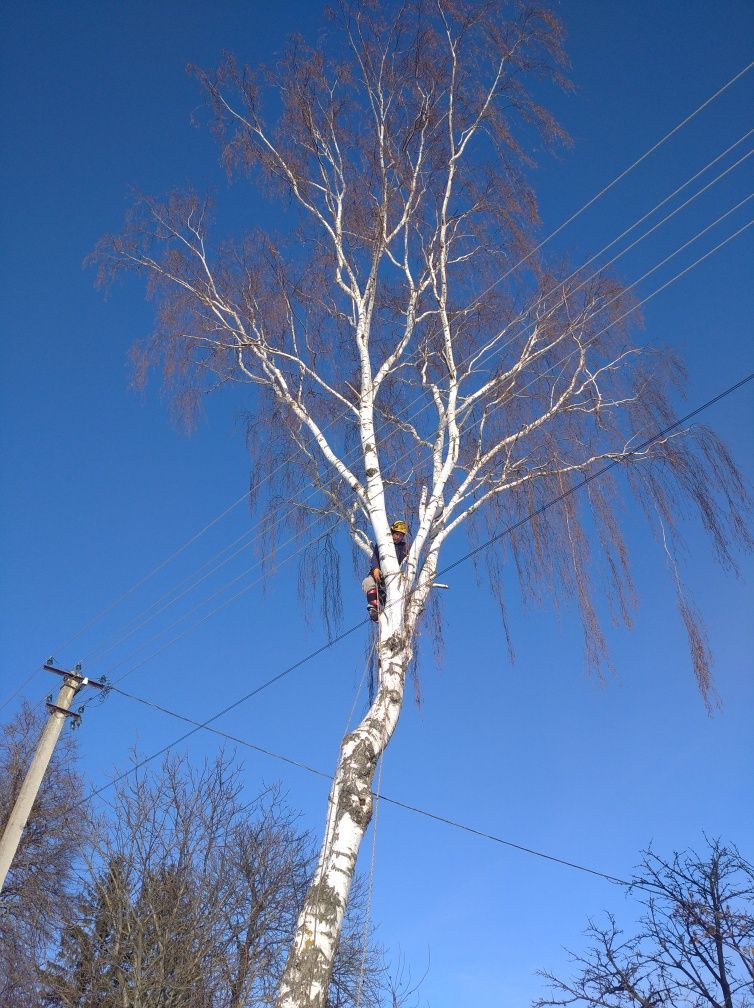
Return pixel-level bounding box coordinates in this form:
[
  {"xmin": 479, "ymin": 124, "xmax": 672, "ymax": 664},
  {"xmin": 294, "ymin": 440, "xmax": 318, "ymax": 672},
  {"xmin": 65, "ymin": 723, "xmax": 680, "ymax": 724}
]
[{"xmin": 42, "ymin": 660, "xmax": 106, "ymax": 691}]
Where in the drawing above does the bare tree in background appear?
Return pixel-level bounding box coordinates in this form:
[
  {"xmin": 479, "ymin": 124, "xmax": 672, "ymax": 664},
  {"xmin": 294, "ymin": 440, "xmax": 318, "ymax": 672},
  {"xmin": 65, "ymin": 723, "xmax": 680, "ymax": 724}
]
[
  {"xmin": 91, "ymin": 0, "xmax": 752, "ymax": 1003},
  {"xmin": 0, "ymin": 702, "xmax": 88, "ymax": 1007},
  {"xmin": 534, "ymin": 839, "xmax": 754, "ymax": 1008},
  {"xmin": 43, "ymin": 750, "xmax": 387, "ymax": 1008}
]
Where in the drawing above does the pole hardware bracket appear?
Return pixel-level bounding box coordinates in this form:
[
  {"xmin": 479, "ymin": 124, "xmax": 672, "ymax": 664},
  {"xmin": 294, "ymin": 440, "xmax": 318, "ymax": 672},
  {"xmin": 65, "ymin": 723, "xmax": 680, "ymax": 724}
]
[
  {"xmin": 42, "ymin": 663, "xmax": 105, "ymax": 690},
  {"xmin": 45, "ymin": 702, "xmax": 82, "ymax": 727}
]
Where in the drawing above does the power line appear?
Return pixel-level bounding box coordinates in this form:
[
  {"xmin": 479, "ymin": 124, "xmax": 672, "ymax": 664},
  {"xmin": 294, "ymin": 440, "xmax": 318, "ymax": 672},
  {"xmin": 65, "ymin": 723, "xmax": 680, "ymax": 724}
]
[
  {"xmin": 573, "ymin": 150, "xmax": 752, "ymax": 289},
  {"xmin": 0, "ymin": 672, "xmax": 42, "ymax": 715},
  {"xmin": 441, "ymin": 370, "xmax": 754, "ymax": 575},
  {"xmin": 481, "ymin": 57, "xmax": 754, "ymax": 286},
  {"xmin": 66, "ymin": 368, "xmax": 753, "ymax": 848},
  {"xmin": 107, "ymin": 682, "xmax": 637, "ymax": 890},
  {"xmin": 53, "ymin": 488, "xmax": 252, "ymax": 656},
  {"xmin": 26, "ymin": 61, "xmax": 752, "ymax": 683},
  {"xmin": 79, "ymin": 518, "xmax": 339, "ymax": 694},
  {"xmin": 551, "ymin": 128, "xmax": 754, "ymax": 285},
  {"xmin": 82, "ymin": 521, "xmax": 265, "ymax": 662},
  {"xmin": 100, "ymin": 514, "xmax": 337, "ymax": 677}
]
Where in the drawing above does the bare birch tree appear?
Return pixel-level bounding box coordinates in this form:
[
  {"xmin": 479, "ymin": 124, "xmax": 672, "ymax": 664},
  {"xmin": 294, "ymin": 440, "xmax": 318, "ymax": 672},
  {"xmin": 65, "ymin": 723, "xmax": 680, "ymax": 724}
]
[{"xmin": 91, "ymin": 1, "xmax": 752, "ymax": 1003}]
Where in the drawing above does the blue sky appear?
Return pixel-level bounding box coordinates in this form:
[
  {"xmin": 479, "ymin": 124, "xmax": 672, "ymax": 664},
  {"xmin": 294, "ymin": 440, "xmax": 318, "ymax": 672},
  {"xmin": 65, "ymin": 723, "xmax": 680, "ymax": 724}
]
[{"xmin": 1, "ymin": 2, "xmax": 753, "ymax": 1004}]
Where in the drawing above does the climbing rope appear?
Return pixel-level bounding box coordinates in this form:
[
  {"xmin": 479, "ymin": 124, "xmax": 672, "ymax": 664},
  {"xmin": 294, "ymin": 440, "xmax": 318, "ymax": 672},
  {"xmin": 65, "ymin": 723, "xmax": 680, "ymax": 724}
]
[
  {"xmin": 355, "ymin": 747, "xmax": 383, "ymax": 1008},
  {"xmin": 355, "ymin": 613, "xmax": 385, "ymax": 1008}
]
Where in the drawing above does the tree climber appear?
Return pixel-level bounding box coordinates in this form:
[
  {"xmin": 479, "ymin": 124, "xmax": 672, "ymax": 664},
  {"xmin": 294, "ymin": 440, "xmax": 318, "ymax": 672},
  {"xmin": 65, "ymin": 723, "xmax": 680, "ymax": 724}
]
[{"xmin": 362, "ymin": 520, "xmax": 409, "ymax": 622}]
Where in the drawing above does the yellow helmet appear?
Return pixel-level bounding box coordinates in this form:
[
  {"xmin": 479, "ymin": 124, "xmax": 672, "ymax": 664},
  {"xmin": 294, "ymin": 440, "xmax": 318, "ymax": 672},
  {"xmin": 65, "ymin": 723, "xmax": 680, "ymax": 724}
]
[{"xmin": 390, "ymin": 520, "xmax": 408, "ymax": 535}]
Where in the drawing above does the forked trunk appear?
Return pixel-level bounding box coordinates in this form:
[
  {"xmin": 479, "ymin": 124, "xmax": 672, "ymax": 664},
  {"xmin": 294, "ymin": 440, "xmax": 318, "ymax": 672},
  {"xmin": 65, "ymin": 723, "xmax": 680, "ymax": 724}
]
[{"xmin": 275, "ymin": 598, "xmax": 413, "ymax": 1008}]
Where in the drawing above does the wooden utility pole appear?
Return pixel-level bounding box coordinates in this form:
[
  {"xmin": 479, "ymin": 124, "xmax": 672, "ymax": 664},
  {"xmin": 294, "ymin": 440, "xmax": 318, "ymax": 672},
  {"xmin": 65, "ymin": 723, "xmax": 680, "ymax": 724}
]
[{"xmin": 0, "ymin": 662, "xmax": 102, "ymax": 892}]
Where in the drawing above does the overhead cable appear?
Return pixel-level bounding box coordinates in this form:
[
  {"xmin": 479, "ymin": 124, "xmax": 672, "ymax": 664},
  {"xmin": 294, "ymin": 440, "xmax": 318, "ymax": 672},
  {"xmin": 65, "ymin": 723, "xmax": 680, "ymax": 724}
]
[
  {"xmin": 68, "ymin": 368, "xmax": 754, "ymax": 845},
  {"xmin": 110, "ymin": 682, "xmax": 640, "ymax": 890}
]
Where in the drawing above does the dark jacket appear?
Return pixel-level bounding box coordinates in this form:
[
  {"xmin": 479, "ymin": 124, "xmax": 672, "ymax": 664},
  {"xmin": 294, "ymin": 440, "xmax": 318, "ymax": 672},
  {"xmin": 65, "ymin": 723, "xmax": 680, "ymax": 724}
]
[{"xmin": 368, "ymin": 538, "xmax": 408, "ymax": 577}]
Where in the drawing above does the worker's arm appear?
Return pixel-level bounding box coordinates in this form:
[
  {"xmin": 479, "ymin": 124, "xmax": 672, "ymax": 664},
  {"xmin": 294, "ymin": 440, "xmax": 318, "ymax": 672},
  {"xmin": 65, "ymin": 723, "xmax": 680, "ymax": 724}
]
[{"xmin": 370, "ymin": 545, "xmax": 381, "ymax": 582}]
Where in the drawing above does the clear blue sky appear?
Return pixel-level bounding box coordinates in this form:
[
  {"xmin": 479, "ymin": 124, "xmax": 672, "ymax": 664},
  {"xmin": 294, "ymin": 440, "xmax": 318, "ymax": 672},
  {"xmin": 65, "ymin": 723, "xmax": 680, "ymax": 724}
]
[{"xmin": 1, "ymin": 2, "xmax": 753, "ymax": 1003}]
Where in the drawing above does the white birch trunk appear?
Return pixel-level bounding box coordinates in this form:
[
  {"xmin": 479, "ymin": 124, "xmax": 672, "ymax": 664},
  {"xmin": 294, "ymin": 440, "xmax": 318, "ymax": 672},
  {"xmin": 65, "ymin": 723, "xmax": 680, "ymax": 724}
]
[{"xmin": 275, "ymin": 562, "xmax": 433, "ymax": 1008}]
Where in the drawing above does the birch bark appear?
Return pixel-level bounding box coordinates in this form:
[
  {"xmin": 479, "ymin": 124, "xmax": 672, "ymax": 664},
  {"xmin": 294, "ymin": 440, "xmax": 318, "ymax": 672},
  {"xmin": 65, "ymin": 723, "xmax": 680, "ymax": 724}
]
[{"xmin": 276, "ymin": 548, "xmax": 436, "ymax": 1006}]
